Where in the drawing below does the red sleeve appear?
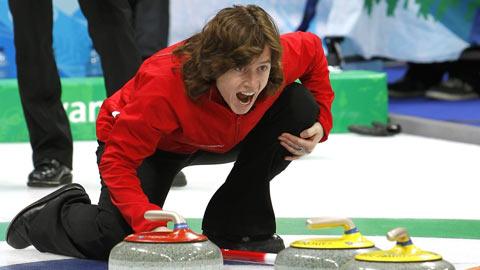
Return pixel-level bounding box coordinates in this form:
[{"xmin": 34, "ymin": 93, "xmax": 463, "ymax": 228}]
[
  {"xmin": 281, "ymin": 32, "xmax": 334, "ymax": 142},
  {"xmin": 99, "ymin": 72, "xmax": 179, "ymax": 233}
]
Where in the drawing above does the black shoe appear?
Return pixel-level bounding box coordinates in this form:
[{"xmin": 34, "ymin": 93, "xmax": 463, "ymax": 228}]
[
  {"xmin": 205, "ymin": 233, "xmax": 285, "ymax": 253},
  {"xmin": 6, "ymin": 183, "xmax": 86, "ymax": 249},
  {"xmin": 172, "ymin": 171, "xmax": 187, "ymax": 187},
  {"xmin": 28, "ymin": 159, "xmax": 72, "ymax": 187},
  {"xmin": 388, "ymin": 78, "xmax": 428, "ymax": 98},
  {"xmin": 425, "ymin": 78, "xmax": 480, "ymax": 101}
]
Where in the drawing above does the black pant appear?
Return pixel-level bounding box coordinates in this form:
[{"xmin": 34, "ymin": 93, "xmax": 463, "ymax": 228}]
[
  {"xmin": 27, "ymin": 83, "xmax": 320, "ymax": 260},
  {"xmin": 8, "ymin": 0, "xmax": 73, "ymax": 168},
  {"xmin": 404, "ymin": 46, "xmax": 480, "ymax": 92},
  {"xmin": 133, "ymin": 0, "xmax": 170, "ymax": 60},
  {"xmin": 78, "ymin": 0, "xmax": 169, "ymax": 95},
  {"xmin": 8, "ymin": 0, "xmax": 169, "ymax": 169}
]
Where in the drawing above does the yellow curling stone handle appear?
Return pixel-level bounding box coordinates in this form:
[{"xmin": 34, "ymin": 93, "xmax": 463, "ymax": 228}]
[
  {"xmin": 291, "ymin": 217, "xmax": 375, "ymax": 249},
  {"xmin": 355, "ymin": 227, "xmax": 443, "ymax": 262},
  {"xmin": 307, "ymin": 217, "xmax": 356, "ymax": 231}
]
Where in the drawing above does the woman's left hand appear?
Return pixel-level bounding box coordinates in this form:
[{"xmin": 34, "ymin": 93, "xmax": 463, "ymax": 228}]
[{"xmin": 278, "ymin": 122, "xmax": 324, "ymax": 161}]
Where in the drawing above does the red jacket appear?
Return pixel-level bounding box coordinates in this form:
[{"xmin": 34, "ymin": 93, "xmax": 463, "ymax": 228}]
[{"xmin": 97, "ymin": 31, "xmax": 334, "ymax": 233}]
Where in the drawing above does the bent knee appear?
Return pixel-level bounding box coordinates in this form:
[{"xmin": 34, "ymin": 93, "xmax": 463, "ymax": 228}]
[{"xmin": 280, "ymin": 83, "xmax": 319, "ymax": 126}]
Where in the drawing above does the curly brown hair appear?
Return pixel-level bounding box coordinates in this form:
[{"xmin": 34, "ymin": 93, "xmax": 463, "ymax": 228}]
[{"xmin": 173, "ymin": 5, "xmax": 284, "ymax": 99}]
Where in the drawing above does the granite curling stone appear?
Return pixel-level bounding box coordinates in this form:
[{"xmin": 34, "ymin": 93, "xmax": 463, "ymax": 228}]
[
  {"xmin": 275, "ymin": 217, "xmax": 378, "ymax": 270},
  {"xmin": 109, "ymin": 210, "xmax": 223, "ymax": 270},
  {"xmin": 341, "ymin": 227, "xmax": 455, "ymax": 270}
]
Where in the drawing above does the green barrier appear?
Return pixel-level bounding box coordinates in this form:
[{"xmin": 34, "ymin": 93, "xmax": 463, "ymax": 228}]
[
  {"xmin": 330, "ymin": 70, "xmax": 388, "ymax": 132},
  {"xmin": 0, "ymin": 71, "xmax": 387, "ymax": 142},
  {"xmin": 0, "ymin": 77, "xmax": 106, "ymax": 142}
]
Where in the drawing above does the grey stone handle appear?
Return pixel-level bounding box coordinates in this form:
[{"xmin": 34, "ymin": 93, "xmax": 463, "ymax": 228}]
[{"xmin": 144, "ymin": 210, "xmax": 187, "ymax": 226}]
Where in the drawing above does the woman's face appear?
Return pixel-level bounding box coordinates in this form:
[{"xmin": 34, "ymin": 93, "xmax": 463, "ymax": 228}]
[{"xmin": 216, "ymin": 46, "xmax": 271, "ymax": 115}]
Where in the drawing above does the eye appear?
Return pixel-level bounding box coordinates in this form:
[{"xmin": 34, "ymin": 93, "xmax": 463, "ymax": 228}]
[
  {"xmin": 234, "ymin": 66, "xmax": 246, "ymax": 72},
  {"xmin": 258, "ymin": 65, "xmax": 270, "ymax": 72}
]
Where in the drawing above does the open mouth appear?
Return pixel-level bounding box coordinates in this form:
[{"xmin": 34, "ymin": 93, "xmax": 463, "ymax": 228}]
[{"xmin": 236, "ymin": 91, "xmax": 255, "ymax": 105}]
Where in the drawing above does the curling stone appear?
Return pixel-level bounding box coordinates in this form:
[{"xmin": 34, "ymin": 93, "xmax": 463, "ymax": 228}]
[
  {"xmin": 109, "ymin": 210, "xmax": 223, "ymax": 270},
  {"xmin": 275, "ymin": 217, "xmax": 378, "ymax": 269},
  {"xmin": 341, "ymin": 227, "xmax": 455, "ymax": 270}
]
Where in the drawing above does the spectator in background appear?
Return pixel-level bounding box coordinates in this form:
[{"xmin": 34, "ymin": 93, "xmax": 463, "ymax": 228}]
[
  {"xmin": 78, "ymin": 0, "xmax": 170, "ymax": 96},
  {"xmin": 8, "ymin": 0, "xmax": 171, "ymax": 188},
  {"xmin": 9, "ymin": 0, "xmax": 75, "ymax": 187},
  {"xmin": 388, "ymin": 47, "xmax": 480, "ymax": 101},
  {"xmin": 388, "ymin": 7, "xmax": 480, "ymax": 101}
]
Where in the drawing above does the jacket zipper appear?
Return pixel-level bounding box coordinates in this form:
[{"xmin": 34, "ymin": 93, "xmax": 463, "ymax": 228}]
[{"xmin": 234, "ymin": 115, "xmax": 241, "ymax": 145}]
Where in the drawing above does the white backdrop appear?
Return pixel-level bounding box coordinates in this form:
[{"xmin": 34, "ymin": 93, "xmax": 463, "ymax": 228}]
[{"xmin": 170, "ymin": 0, "xmax": 474, "ymax": 62}]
